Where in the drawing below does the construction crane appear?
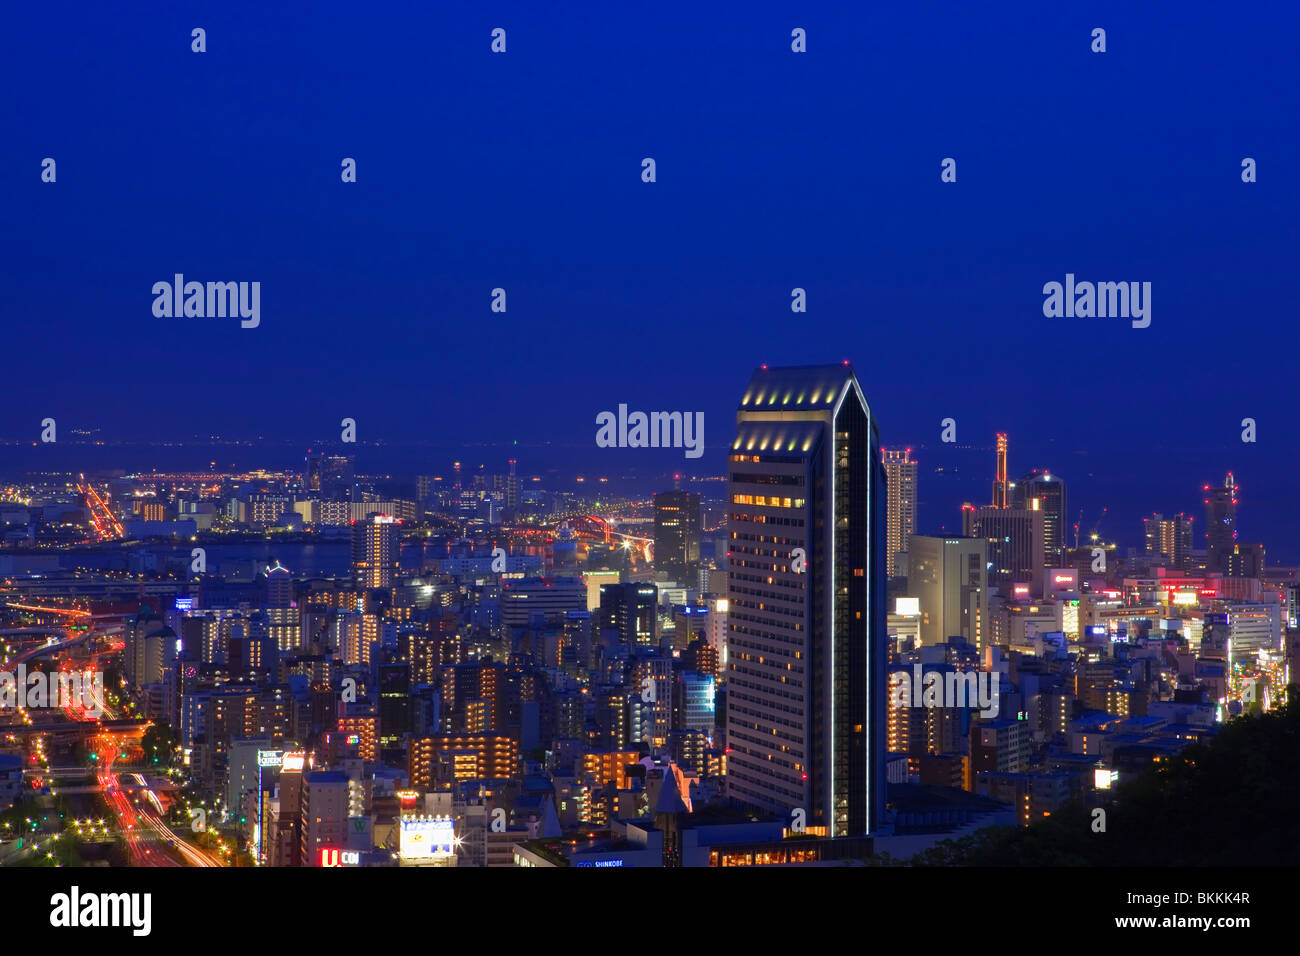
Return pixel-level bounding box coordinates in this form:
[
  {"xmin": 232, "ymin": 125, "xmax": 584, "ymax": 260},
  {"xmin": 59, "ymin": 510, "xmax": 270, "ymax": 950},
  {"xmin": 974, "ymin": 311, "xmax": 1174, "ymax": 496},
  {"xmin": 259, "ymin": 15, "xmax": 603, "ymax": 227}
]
[{"xmin": 1073, "ymin": 506, "xmax": 1109, "ymax": 550}]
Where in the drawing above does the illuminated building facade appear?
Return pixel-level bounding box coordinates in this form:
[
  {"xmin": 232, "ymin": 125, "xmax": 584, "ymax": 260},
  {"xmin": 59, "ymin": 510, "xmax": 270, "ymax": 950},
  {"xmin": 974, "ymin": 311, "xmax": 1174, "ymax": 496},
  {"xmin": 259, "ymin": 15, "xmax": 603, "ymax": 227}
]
[
  {"xmin": 992, "ymin": 433, "xmax": 1009, "ymax": 509},
  {"xmin": 1144, "ymin": 512, "xmax": 1194, "ymax": 570},
  {"xmin": 337, "ymin": 715, "xmax": 379, "ymax": 762},
  {"xmin": 881, "ymin": 447, "xmax": 917, "ymax": 578},
  {"xmin": 675, "ymin": 670, "xmax": 717, "ymax": 735},
  {"xmin": 352, "ymin": 513, "xmax": 399, "ymax": 590},
  {"xmin": 407, "ymin": 734, "xmax": 519, "ymax": 789},
  {"xmin": 725, "ymin": 363, "xmax": 887, "ymax": 838}
]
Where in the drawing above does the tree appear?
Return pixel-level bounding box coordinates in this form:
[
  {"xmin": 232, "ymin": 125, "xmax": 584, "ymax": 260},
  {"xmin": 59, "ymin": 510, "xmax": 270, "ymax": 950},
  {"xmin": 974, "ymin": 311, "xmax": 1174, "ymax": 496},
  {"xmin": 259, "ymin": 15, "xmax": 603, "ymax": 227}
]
[
  {"xmin": 141, "ymin": 722, "xmax": 177, "ymax": 766},
  {"xmin": 916, "ymin": 687, "xmax": 1300, "ymax": 866}
]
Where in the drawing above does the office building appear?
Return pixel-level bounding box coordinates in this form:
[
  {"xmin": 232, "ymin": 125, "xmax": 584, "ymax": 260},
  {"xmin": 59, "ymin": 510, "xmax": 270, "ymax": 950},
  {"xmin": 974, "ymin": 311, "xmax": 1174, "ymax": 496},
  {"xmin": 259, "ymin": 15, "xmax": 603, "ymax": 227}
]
[
  {"xmin": 725, "ymin": 363, "xmax": 887, "ymax": 837},
  {"xmin": 675, "ymin": 671, "xmax": 717, "ymax": 736},
  {"xmin": 1204, "ymin": 473, "xmax": 1238, "ymax": 574},
  {"xmin": 1010, "ymin": 469, "xmax": 1067, "ymax": 567},
  {"xmin": 963, "ymin": 436, "xmax": 1045, "ymax": 590},
  {"xmin": 654, "ymin": 490, "xmax": 701, "ymax": 585},
  {"xmin": 306, "ymin": 452, "xmax": 356, "ymax": 501},
  {"xmin": 962, "ymin": 504, "xmax": 1044, "ymax": 592},
  {"xmin": 1227, "ymin": 542, "xmax": 1265, "ymax": 579},
  {"xmin": 506, "ymin": 458, "xmax": 519, "ymax": 516},
  {"xmin": 1143, "ymin": 513, "xmax": 1194, "ymax": 570},
  {"xmin": 502, "ymin": 577, "xmax": 587, "ymax": 630},
  {"xmin": 907, "ymin": 535, "xmax": 989, "ymax": 650},
  {"xmin": 598, "ymin": 582, "xmax": 658, "ymax": 647}
]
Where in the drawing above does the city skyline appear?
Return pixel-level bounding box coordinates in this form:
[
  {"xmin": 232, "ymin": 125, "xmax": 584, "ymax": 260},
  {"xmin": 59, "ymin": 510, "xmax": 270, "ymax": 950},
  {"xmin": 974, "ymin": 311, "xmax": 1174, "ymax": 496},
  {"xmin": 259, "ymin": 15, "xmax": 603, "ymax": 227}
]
[
  {"xmin": 0, "ymin": 358, "xmax": 1296, "ymax": 884},
  {"xmin": 2, "ymin": 0, "xmax": 1297, "ymax": 922},
  {"xmin": 0, "ymin": 426, "xmax": 1286, "ymax": 566}
]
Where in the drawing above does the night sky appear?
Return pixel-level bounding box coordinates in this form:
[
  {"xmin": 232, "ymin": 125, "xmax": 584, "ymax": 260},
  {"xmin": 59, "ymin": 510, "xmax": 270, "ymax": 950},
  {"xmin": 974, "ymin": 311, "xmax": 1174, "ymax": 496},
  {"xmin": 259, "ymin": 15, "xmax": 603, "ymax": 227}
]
[{"xmin": 4, "ymin": 1, "xmax": 1298, "ymax": 557}]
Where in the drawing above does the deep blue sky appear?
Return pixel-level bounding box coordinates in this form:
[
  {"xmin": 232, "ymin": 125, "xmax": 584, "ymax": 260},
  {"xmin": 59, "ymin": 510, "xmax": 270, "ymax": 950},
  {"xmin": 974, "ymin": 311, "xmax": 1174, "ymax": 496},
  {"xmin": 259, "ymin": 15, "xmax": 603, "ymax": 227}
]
[{"xmin": 3, "ymin": 2, "xmax": 1298, "ymax": 558}]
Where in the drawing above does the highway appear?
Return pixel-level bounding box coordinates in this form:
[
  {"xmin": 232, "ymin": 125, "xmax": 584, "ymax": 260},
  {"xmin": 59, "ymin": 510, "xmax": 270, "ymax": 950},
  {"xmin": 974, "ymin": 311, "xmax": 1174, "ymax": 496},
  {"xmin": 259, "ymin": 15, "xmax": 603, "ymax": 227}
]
[
  {"xmin": 97, "ymin": 741, "xmax": 180, "ymax": 867},
  {"xmin": 83, "ymin": 718, "xmax": 224, "ymax": 867},
  {"xmin": 37, "ymin": 635, "xmax": 226, "ymax": 868}
]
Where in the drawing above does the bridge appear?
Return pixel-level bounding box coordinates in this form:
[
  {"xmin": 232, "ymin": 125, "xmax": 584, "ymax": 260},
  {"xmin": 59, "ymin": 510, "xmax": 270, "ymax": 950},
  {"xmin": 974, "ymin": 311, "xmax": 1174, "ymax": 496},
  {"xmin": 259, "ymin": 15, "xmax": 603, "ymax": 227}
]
[
  {"xmin": 28, "ymin": 768, "xmax": 178, "ymax": 796},
  {"xmin": 1, "ymin": 630, "xmax": 98, "ymax": 668},
  {"xmin": 12, "ymin": 716, "xmax": 148, "ymax": 735},
  {"xmin": 0, "ymin": 626, "xmax": 73, "ymax": 637},
  {"xmin": 578, "ymin": 515, "xmax": 653, "ymax": 561},
  {"xmin": 1, "ymin": 602, "xmax": 91, "ymax": 621}
]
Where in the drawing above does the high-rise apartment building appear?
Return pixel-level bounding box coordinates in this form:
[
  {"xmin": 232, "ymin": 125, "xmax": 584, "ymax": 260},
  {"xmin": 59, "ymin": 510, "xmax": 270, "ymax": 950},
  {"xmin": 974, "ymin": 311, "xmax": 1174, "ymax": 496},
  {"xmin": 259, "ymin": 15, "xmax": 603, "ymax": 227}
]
[
  {"xmin": 725, "ymin": 363, "xmax": 887, "ymax": 837},
  {"xmin": 505, "ymin": 459, "xmax": 519, "ymax": 516},
  {"xmin": 352, "ymin": 513, "xmax": 399, "ymax": 590},
  {"xmin": 300, "ymin": 770, "xmax": 350, "ymax": 866},
  {"xmin": 881, "ymin": 448, "xmax": 917, "ymax": 578},
  {"xmin": 407, "ymin": 734, "xmax": 519, "ymax": 789}
]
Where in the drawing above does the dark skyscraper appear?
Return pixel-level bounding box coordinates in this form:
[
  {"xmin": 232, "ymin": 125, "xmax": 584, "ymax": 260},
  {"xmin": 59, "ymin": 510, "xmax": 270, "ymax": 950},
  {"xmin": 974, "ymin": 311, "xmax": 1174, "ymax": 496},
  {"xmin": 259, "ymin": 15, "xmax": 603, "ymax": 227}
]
[
  {"xmin": 1227, "ymin": 542, "xmax": 1265, "ymax": 579},
  {"xmin": 378, "ymin": 661, "xmax": 411, "ymax": 754},
  {"xmin": 598, "ymin": 582, "xmax": 658, "ymax": 647},
  {"xmin": 306, "ymin": 451, "xmax": 356, "ymax": 502},
  {"xmin": 654, "ymin": 490, "xmax": 701, "ymax": 585},
  {"xmin": 725, "ymin": 363, "xmax": 887, "ymax": 837},
  {"xmin": 962, "ymin": 503, "xmax": 1045, "ymax": 590},
  {"xmin": 1011, "ymin": 469, "xmax": 1068, "ymax": 568},
  {"xmin": 1205, "ymin": 473, "xmax": 1238, "ymax": 574}
]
